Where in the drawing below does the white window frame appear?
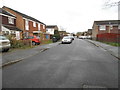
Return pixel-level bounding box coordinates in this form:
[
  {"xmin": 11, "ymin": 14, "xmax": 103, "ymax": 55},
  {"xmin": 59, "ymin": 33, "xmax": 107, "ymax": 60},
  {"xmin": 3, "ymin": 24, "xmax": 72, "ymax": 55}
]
[
  {"xmin": 43, "ymin": 25, "xmax": 45, "ymax": 29},
  {"xmin": 118, "ymin": 25, "xmax": 120, "ymax": 29},
  {"xmin": 8, "ymin": 17, "xmax": 14, "ymax": 24},
  {"xmin": 110, "ymin": 25, "xmax": 113, "ymax": 30},
  {"xmin": 38, "ymin": 23, "xmax": 40, "ymax": 31},
  {"xmin": 99, "ymin": 25, "xmax": 106, "ymax": 30},
  {"xmin": 33, "ymin": 21, "xmax": 36, "ymax": 27},
  {"xmin": 25, "ymin": 19, "xmax": 29, "ymax": 30}
]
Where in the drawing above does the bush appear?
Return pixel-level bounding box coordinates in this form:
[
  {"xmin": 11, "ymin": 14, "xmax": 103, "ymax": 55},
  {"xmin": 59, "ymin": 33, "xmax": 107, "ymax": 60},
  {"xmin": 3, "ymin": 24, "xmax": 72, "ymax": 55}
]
[
  {"xmin": 10, "ymin": 39, "xmax": 32, "ymax": 48},
  {"xmin": 6, "ymin": 35, "xmax": 32, "ymax": 49}
]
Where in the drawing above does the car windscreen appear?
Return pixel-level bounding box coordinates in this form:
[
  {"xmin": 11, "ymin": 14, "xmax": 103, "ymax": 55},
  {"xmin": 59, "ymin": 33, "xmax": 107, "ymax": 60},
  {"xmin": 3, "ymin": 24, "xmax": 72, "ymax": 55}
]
[
  {"xmin": 0, "ymin": 36, "xmax": 8, "ymax": 40},
  {"xmin": 28, "ymin": 36, "xmax": 34, "ymax": 39},
  {"xmin": 63, "ymin": 37, "xmax": 70, "ymax": 39}
]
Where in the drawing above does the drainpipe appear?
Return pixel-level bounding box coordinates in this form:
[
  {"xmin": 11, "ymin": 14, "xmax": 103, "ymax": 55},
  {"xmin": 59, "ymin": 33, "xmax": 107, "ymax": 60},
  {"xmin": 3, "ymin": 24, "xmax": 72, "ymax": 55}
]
[{"xmin": 108, "ymin": 22, "xmax": 111, "ymax": 33}]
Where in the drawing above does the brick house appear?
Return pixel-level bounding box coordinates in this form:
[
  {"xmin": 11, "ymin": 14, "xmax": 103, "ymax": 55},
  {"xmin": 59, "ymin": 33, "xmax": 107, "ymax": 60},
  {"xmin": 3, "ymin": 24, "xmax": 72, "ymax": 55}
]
[
  {"xmin": 46, "ymin": 25, "xmax": 59, "ymax": 39},
  {"xmin": 0, "ymin": 8, "xmax": 22, "ymax": 40},
  {"xmin": 92, "ymin": 20, "xmax": 120, "ymax": 42},
  {"xmin": 3, "ymin": 6, "xmax": 50, "ymax": 40}
]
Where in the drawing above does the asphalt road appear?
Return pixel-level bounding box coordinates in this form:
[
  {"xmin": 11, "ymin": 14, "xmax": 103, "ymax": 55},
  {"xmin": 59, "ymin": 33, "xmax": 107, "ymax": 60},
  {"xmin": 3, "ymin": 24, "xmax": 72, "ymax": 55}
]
[{"xmin": 2, "ymin": 38, "xmax": 118, "ymax": 88}]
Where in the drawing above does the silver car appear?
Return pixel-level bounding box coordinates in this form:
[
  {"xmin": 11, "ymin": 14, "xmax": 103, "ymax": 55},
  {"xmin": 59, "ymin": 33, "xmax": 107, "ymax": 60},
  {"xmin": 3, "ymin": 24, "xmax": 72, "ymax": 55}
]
[{"xmin": 0, "ymin": 35, "xmax": 11, "ymax": 52}]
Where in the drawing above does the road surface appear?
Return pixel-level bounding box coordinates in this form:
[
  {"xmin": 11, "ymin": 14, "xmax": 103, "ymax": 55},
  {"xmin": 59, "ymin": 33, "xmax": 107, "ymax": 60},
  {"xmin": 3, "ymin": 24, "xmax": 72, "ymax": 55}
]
[{"xmin": 2, "ymin": 39, "xmax": 118, "ymax": 88}]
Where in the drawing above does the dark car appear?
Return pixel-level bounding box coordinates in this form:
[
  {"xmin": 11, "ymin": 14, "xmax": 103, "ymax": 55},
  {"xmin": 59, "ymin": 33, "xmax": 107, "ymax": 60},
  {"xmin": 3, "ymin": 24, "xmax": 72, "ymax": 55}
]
[{"xmin": 24, "ymin": 36, "xmax": 40, "ymax": 45}]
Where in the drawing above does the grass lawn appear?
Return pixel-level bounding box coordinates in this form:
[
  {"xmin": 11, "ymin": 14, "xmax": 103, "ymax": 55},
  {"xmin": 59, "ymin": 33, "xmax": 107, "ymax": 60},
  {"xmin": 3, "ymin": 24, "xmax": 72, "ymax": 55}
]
[
  {"xmin": 41, "ymin": 40, "xmax": 53, "ymax": 45},
  {"xmin": 102, "ymin": 42, "xmax": 120, "ymax": 47}
]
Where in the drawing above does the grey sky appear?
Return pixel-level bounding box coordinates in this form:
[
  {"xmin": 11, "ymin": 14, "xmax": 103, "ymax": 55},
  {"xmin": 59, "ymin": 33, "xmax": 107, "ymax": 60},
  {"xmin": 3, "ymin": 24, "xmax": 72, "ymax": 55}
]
[{"xmin": 0, "ymin": 0, "xmax": 119, "ymax": 33}]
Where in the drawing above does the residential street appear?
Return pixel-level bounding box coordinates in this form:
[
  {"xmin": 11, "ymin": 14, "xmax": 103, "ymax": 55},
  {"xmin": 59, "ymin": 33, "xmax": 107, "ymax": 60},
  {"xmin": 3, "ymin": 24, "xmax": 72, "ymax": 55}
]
[{"xmin": 2, "ymin": 38, "xmax": 118, "ymax": 88}]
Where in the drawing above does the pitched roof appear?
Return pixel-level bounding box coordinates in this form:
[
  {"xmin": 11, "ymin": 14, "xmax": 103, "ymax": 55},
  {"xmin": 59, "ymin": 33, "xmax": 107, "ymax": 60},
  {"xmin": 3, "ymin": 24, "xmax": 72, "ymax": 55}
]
[
  {"xmin": 3, "ymin": 24, "xmax": 22, "ymax": 31},
  {"xmin": 0, "ymin": 8, "xmax": 16, "ymax": 17},
  {"xmin": 94, "ymin": 20, "xmax": 119, "ymax": 25},
  {"xmin": 3, "ymin": 6, "xmax": 45, "ymax": 25},
  {"xmin": 46, "ymin": 25, "xmax": 58, "ymax": 28}
]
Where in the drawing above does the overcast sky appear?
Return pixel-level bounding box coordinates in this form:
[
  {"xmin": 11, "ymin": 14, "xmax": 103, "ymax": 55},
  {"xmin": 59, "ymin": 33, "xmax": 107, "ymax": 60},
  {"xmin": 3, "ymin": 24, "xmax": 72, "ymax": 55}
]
[{"xmin": 0, "ymin": 0, "xmax": 119, "ymax": 33}]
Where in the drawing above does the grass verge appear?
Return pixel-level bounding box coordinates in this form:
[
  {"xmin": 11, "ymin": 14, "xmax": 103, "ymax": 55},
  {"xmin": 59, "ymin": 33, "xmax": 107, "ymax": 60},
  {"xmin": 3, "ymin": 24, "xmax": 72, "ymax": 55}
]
[{"xmin": 41, "ymin": 40, "xmax": 53, "ymax": 45}]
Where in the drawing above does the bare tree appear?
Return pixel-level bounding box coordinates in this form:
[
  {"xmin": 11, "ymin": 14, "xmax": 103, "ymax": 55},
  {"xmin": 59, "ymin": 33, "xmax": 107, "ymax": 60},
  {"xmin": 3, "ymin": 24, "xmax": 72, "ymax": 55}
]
[{"xmin": 103, "ymin": 0, "xmax": 119, "ymax": 8}]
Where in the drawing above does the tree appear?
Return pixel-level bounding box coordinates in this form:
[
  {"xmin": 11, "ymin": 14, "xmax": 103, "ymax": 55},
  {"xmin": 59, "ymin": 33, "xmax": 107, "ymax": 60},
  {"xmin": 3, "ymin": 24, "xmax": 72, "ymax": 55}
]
[
  {"xmin": 103, "ymin": 0, "xmax": 119, "ymax": 8},
  {"xmin": 53, "ymin": 30, "xmax": 60, "ymax": 40}
]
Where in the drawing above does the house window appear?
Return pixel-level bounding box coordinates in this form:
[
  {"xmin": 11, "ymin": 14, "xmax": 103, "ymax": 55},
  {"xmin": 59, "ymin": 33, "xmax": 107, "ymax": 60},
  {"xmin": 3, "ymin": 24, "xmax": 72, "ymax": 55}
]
[
  {"xmin": 38, "ymin": 23, "xmax": 40, "ymax": 31},
  {"xmin": 110, "ymin": 25, "xmax": 113, "ymax": 30},
  {"xmin": 8, "ymin": 17, "xmax": 14, "ymax": 24},
  {"xmin": 99, "ymin": 25, "xmax": 106, "ymax": 30},
  {"xmin": 25, "ymin": 19, "xmax": 29, "ymax": 30},
  {"xmin": 43, "ymin": 25, "xmax": 45, "ymax": 29},
  {"xmin": 33, "ymin": 21, "xmax": 36, "ymax": 27},
  {"xmin": 118, "ymin": 25, "xmax": 120, "ymax": 29}
]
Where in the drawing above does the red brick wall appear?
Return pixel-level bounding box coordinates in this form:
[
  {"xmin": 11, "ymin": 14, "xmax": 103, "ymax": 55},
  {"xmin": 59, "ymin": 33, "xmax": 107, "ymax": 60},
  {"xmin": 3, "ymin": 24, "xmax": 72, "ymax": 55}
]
[
  {"xmin": 2, "ymin": 15, "xmax": 16, "ymax": 26},
  {"xmin": 29, "ymin": 21, "xmax": 38, "ymax": 31},
  {"xmin": 3, "ymin": 7, "xmax": 25, "ymax": 31},
  {"xmin": 98, "ymin": 26, "xmax": 119, "ymax": 34},
  {"xmin": 110, "ymin": 26, "xmax": 120, "ymax": 33},
  {"xmin": 40, "ymin": 24, "xmax": 46, "ymax": 32}
]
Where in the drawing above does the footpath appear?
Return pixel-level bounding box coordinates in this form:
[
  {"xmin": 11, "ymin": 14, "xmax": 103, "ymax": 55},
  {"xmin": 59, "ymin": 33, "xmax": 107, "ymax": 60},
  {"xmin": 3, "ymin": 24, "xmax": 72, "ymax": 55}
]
[
  {"xmin": 86, "ymin": 39, "xmax": 119, "ymax": 59},
  {"xmin": 1, "ymin": 42, "xmax": 60, "ymax": 67}
]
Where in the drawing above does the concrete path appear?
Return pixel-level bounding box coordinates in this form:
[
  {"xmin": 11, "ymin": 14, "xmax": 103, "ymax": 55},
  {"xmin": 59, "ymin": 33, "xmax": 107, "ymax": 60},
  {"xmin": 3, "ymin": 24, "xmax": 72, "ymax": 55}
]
[{"xmin": 86, "ymin": 39, "xmax": 119, "ymax": 59}]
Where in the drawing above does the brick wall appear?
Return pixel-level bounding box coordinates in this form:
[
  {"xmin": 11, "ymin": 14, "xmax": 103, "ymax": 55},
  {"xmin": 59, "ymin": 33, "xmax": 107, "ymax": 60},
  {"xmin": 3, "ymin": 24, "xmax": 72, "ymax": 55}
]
[
  {"xmin": 3, "ymin": 7, "xmax": 25, "ymax": 31},
  {"xmin": 2, "ymin": 15, "xmax": 16, "ymax": 26}
]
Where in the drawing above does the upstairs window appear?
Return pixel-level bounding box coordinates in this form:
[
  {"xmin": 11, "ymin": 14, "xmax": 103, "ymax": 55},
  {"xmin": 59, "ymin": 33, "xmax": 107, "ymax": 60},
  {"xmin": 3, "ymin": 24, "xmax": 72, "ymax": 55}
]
[
  {"xmin": 25, "ymin": 19, "xmax": 29, "ymax": 30},
  {"xmin": 110, "ymin": 25, "xmax": 113, "ymax": 30},
  {"xmin": 38, "ymin": 23, "xmax": 40, "ymax": 31},
  {"xmin": 8, "ymin": 17, "xmax": 14, "ymax": 24},
  {"xmin": 33, "ymin": 21, "xmax": 36, "ymax": 27},
  {"xmin": 43, "ymin": 25, "xmax": 45, "ymax": 29},
  {"xmin": 99, "ymin": 25, "xmax": 106, "ymax": 30},
  {"xmin": 118, "ymin": 25, "xmax": 120, "ymax": 29}
]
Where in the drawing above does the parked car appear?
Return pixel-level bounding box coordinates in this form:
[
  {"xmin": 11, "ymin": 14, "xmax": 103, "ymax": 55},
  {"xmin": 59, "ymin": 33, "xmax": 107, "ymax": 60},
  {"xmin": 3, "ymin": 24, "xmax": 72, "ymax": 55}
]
[
  {"xmin": 79, "ymin": 36, "xmax": 87, "ymax": 39},
  {"xmin": 24, "ymin": 36, "xmax": 40, "ymax": 45},
  {"xmin": 0, "ymin": 35, "xmax": 11, "ymax": 52},
  {"xmin": 52, "ymin": 37, "xmax": 57, "ymax": 43},
  {"xmin": 86, "ymin": 35, "xmax": 92, "ymax": 39},
  {"xmin": 68, "ymin": 36, "xmax": 74, "ymax": 40},
  {"xmin": 61, "ymin": 36, "xmax": 72, "ymax": 44}
]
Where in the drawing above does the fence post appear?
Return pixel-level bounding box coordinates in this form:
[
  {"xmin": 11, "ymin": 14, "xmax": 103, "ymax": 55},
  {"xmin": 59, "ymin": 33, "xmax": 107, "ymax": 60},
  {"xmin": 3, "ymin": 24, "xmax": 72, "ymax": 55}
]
[{"xmin": 30, "ymin": 40, "xmax": 32, "ymax": 47}]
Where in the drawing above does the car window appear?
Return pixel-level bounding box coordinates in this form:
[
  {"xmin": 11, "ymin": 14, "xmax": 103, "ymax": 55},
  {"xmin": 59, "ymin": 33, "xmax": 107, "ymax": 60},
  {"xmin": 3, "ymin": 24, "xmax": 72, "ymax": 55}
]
[
  {"xmin": 63, "ymin": 37, "xmax": 70, "ymax": 39},
  {"xmin": 28, "ymin": 36, "xmax": 34, "ymax": 39},
  {"xmin": 0, "ymin": 36, "xmax": 8, "ymax": 40}
]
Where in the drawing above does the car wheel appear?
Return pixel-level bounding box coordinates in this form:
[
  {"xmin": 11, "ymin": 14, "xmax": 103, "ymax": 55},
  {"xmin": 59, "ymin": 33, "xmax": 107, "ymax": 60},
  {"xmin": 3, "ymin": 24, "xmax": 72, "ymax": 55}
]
[
  {"xmin": 4, "ymin": 48, "xmax": 9, "ymax": 52},
  {"xmin": 32, "ymin": 42, "xmax": 36, "ymax": 45},
  {"xmin": 37, "ymin": 43, "xmax": 40, "ymax": 45}
]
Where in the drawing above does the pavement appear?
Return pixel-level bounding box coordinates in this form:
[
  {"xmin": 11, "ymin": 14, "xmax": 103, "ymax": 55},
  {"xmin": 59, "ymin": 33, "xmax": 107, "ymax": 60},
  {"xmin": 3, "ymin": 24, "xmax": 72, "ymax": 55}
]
[
  {"xmin": 1, "ymin": 41, "xmax": 61, "ymax": 67},
  {"xmin": 86, "ymin": 39, "xmax": 119, "ymax": 59}
]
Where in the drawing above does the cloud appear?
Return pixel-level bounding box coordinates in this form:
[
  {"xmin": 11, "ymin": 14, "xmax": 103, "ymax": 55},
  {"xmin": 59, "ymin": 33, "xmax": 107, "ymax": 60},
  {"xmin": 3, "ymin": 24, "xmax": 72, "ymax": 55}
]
[{"xmin": 2, "ymin": 0, "xmax": 118, "ymax": 33}]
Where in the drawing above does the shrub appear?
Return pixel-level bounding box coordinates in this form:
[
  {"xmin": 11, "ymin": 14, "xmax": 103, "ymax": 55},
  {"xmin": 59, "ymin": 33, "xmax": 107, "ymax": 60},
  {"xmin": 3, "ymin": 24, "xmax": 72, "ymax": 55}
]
[{"xmin": 6, "ymin": 35, "xmax": 32, "ymax": 49}]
